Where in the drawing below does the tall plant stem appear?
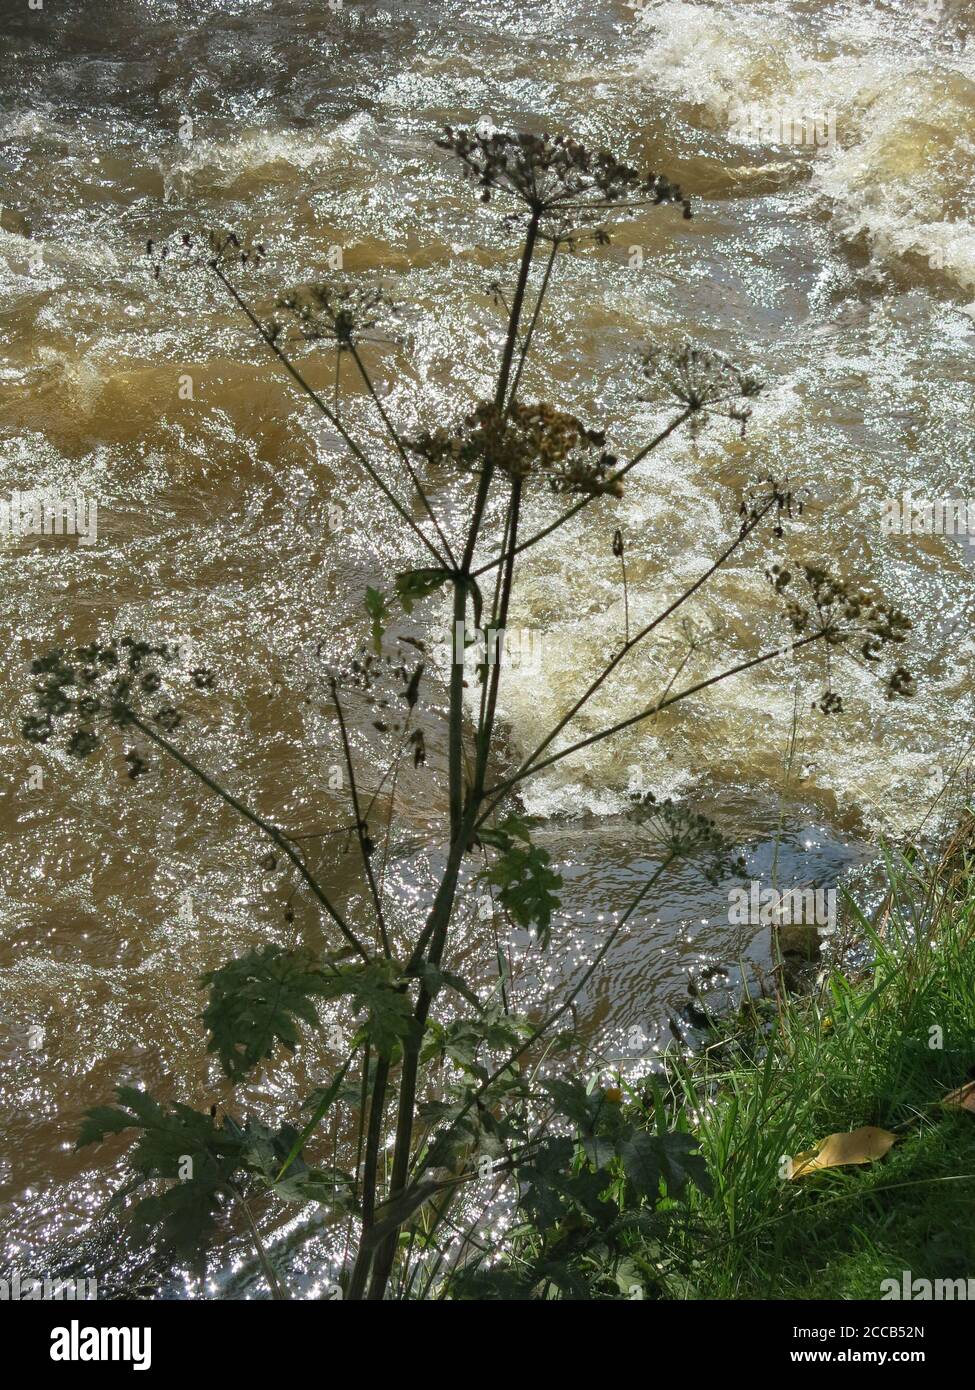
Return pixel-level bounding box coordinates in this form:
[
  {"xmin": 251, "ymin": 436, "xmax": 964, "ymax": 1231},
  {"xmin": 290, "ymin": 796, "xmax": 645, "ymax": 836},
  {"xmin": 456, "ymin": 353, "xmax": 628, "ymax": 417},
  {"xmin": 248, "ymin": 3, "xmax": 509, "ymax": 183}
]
[
  {"xmin": 363, "ymin": 812, "xmax": 475, "ymax": 1299},
  {"xmin": 473, "ymin": 476, "xmax": 522, "ymax": 806},
  {"xmin": 367, "ymin": 470, "xmax": 522, "ymax": 1298},
  {"xmin": 346, "ymin": 1053, "xmax": 391, "ymax": 1300},
  {"xmin": 412, "ymin": 859, "xmax": 677, "ymax": 1192},
  {"xmin": 494, "ymin": 213, "xmax": 542, "ymax": 417},
  {"xmin": 361, "ymin": 214, "xmax": 545, "ymax": 1300},
  {"xmin": 506, "ymin": 235, "xmax": 559, "ymax": 408}
]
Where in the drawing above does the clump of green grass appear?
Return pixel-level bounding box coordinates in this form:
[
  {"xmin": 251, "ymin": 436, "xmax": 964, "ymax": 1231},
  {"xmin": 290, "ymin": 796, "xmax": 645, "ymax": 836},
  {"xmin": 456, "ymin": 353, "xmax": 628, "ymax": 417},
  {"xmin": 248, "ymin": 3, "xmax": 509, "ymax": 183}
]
[{"xmin": 652, "ymin": 848, "xmax": 975, "ymax": 1300}]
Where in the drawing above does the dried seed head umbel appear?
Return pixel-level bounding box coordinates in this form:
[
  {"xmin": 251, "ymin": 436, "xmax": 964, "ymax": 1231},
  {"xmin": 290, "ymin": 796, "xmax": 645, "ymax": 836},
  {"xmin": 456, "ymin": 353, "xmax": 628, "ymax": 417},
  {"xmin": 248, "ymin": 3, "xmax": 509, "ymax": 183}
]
[{"xmin": 438, "ymin": 126, "xmax": 691, "ymax": 238}]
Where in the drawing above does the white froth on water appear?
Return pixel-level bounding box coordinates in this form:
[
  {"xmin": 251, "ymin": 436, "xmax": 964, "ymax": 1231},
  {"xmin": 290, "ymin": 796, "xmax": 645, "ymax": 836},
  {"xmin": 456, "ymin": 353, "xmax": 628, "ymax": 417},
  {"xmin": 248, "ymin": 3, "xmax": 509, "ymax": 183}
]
[{"xmin": 633, "ymin": 0, "xmax": 975, "ymax": 297}]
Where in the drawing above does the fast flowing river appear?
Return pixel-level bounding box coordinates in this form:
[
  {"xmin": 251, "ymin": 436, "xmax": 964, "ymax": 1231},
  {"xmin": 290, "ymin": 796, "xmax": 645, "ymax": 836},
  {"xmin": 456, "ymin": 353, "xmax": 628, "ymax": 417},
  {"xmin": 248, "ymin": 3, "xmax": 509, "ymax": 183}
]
[{"xmin": 1, "ymin": 0, "xmax": 973, "ymax": 1294}]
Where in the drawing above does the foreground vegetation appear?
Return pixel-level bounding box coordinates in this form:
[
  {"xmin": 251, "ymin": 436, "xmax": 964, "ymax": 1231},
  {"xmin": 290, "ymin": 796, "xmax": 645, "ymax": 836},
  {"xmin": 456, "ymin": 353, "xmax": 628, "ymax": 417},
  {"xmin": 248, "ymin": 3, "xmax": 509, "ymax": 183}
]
[{"xmin": 632, "ymin": 838, "xmax": 975, "ymax": 1300}]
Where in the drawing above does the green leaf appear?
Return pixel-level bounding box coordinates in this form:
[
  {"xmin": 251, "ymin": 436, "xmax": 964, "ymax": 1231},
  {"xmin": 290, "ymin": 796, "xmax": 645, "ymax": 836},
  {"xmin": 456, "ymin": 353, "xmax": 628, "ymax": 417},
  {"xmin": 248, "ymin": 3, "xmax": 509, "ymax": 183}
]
[
  {"xmin": 619, "ymin": 1132, "xmax": 663, "ymax": 1199},
  {"xmin": 365, "ymin": 586, "xmax": 389, "ymax": 654},
  {"xmin": 201, "ymin": 945, "xmax": 332, "ymax": 1080},
  {"xmin": 274, "ymin": 1061, "xmax": 350, "ymax": 1184},
  {"xmin": 534, "ymin": 1256, "xmax": 596, "ymax": 1298},
  {"xmin": 581, "ymin": 1134, "xmax": 616, "ymax": 1171},
  {"xmin": 540, "ymin": 1077, "xmax": 600, "ymax": 1130},
  {"xmin": 448, "ymin": 1265, "xmax": 530, "ymax": 1300},
  {"xmin": 560, "ymin": 1166, "xmax": 617, "ymax": 1227},
  {"xmin": 517, "ymin": 1139, "xmax": 615, "ymax": 1234},
  {"xmin": 320, "ymin": 960, "xmax": 416, "ymax": 1060},
  {"xmin": 657, "ymin": 1130, "xmax": 713, "ymax": 1198},
  {"xmin": 620, "ymin": 1130, "xmax": 711, "ymax": 1201},
  {"xmin": 480, "ymin": 813, "xmax": 534, "ymax": 849},
  {"xmin": 422, "ymin": 1006, "xmax": 531, "ymax": 1076},
  {"xmin": 395, "ymin": 568, "xmax": 451, "ymax": 614},
  {"xmin": 394, "ymin": 569, "xmax": 483, "ymax": 632},
  {"xmin": 516, "ymin": 1137, "xmax": 575, "ymax": 1228},
  {"xmin": 77, "ymin": 1104, "xmax": 142, "ymax": 1149},
  {"xmin": 77, "ymin": 1087, "xmax": 246, "ymax": 1270},
  {"xmin": 238, "ymin": 1116, "xmax": 353, "ymax": 1208},
  {"xmin": 422, "ymin": 1103, "xmax": 479, "ymax": 1171},
  {"xmin": 129, "ymin": 1181, "xmax": 227, "ymax": 1270},
  {"xmin": 479, "ymin": 816, "xmax": 562, "ymax": 948}
]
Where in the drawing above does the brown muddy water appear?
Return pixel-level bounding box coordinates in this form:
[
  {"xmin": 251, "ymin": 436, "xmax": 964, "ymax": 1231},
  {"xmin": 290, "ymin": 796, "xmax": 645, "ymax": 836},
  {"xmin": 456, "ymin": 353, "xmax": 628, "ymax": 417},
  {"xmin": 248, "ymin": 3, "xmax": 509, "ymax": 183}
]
[{"xmin": 1, "ymin": 0, "xmax": 974, "ymax": 1295}]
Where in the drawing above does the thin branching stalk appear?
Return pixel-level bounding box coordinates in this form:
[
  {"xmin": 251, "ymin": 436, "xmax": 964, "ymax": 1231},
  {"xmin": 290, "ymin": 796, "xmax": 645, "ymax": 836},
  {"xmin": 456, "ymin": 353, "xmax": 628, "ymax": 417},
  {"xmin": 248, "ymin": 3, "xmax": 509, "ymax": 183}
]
[
  {"xmin": 472, "ymin": 476, "xmax": 522, "ymax": 807},
  {"xmin": 614, "ymin": 528, "xmax": 630, "ymax": 646},
  {"xmin": 129, "ymin": 714, "xmax": 369, "ymax": 961},
  {"xmin": 209, "ymin": 261, "xmax": 449, "ymax": 570},
  {"xmin": 347, "ymin": 341, "xmax": 458, "ymax": 567},
  {"xmin": 330, "ymin": 678, "xmax": 391, "ymax": 957},
  {"xmin": 478, "ymin": 491, "xmax": 781, "ymax": 822},
  {"xmin": 483, "ymin": 630, "xmax": 827, "ymax": 804}
]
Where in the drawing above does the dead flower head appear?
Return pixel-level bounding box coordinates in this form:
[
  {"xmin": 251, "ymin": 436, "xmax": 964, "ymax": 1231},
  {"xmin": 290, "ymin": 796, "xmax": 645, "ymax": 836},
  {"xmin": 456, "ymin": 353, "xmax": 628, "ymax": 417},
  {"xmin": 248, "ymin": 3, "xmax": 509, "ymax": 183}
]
[
  {"xmin": 437, "ymin": 126, "xmax": 691, "ymax": 237},
  {"xmin": 271, "ymin": 283, "xmax": 396, "ymax": 352},
  {"xmin": 409, "ymin": 401, "xmax": 622, "ymax": 499},
  {"xmin": 21, "ymin": 640, "xmax": 214, "ymax": 773},
  {"xmin": 766, "ymin": 562, "xmax": 915, "ymax": 712},
  {"xmin": 641, "ymin": 345, "xmax": 764, "ymax": 436},
  {"xmin": 312, "ymin": 639, "xmax": 427, "ymax": 766},
  {"xmin": 146, "ymin": 229, "xmax": 267, "ymax": 281},
  {"xmin": 626, "ymin": 792, "xmax": 746, "ymax": 884}
]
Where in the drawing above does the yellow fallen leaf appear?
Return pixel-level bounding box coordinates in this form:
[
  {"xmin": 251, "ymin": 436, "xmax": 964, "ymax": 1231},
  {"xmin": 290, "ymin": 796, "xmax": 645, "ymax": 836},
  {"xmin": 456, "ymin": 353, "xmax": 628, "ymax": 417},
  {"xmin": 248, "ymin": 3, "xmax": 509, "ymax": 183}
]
[
  {"xmin": 943, "ymin": 1081, "xmax": 975, "ymax": 1113},
  {"xmin": 789, "ymin": 1125, "xmax": 896, "ymax": 1179}
]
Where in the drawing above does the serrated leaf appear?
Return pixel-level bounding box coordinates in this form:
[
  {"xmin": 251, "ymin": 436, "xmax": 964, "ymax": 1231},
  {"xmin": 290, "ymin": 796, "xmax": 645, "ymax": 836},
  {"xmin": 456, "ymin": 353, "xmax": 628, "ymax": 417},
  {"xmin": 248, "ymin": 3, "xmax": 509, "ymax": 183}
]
[
  {"xmin": 541, "ymin": 1077, "xmax": 600, "ymax": 1130},
  {"xmin": 76, "ymin": 1087, "xmax": 246, "ymax": 1271},
  {"xmin": 201, "ymin": 945, "xmax": 332, "ymax": 1080},
  {"xmin": 516, "ymin": 1136, "xmax": 575, "ymax": 1228},
  {"xmin": 620, "ymin": 1132, "xmax": 662, "ymax": 1199},
  {"xmin": 581, "ymin": 1134, "xmax": 616, "ymax": 1170},
  {"xmin": 77, "ymin": 1104, "xmax": 142, "ymax": 1150},
  {"xmin": 129, "ymin": 1181, "xmax": 228, "ymax": 1271},
  {"xmin": 448, "ymin": 1265, "xmax": 530, "ymax": 1300},
  {"xmin": 424, "ymin": 1007, "xmax": 530, "ymax": 1077},
  {"xmin": 658, "ymin": 1131, "xmax": 713, "ymax": 1197},
  {"xmin": 321, "ymin": 961, "xmax": 416, "ymax": 1059},
  {"xmin": 239, "ymin": 1116, "xmax": 354, "ymax": 1207},
  {"xmin": 621, "ymin": 1130, "xmax": 711, "ymax": 1200},
  {"xmin": 480, "ymin": 816, "xmax": 562, "ymax": 947}
]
